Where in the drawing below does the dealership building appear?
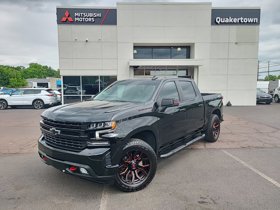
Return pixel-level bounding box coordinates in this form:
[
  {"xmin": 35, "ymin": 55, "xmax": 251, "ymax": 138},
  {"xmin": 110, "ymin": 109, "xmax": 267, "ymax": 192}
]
[{"xmin": 57, "ymin": 2, "xmax": 260, "ymax": 105}]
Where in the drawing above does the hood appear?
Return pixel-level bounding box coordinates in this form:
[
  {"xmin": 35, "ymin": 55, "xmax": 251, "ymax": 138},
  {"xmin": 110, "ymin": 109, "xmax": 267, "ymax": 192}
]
[
  {"xmin": 257, "ymin": 92, "xmax": 272, "ymax": 98},
  {"xmin": 42, "ymin": 100, "xmax": 141, "ymax": 123}
]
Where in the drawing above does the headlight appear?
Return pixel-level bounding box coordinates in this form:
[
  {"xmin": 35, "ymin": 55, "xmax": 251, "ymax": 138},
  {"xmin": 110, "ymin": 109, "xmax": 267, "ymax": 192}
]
[{"xmin": 89, "ymin": 121, "xmax": 116, "ymax": 130}]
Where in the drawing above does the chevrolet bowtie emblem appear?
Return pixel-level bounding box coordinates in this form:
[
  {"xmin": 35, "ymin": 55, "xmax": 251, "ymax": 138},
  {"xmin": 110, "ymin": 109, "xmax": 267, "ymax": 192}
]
[{"xmin": 50, "ymin": 128, "xmax": 61, "ymax": 135}]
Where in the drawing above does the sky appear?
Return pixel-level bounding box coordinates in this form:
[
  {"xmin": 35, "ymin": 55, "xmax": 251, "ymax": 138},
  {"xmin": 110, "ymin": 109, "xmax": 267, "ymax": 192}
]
[{"xmin": 0, "ymin": 0, "xmax": 279, "ymax": 74}]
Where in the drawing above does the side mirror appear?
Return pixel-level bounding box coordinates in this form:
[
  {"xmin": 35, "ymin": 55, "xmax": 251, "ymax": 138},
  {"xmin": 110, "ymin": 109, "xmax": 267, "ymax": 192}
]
[{"xmin": 161, "ymin": 98, "xmax": 179, "ymax": 107}]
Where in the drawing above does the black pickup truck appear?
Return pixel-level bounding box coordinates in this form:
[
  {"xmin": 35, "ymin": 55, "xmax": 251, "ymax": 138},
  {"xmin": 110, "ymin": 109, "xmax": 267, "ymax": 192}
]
[{"xmin": 38, "ymin": 78, "xmax": 223, "ymax": 192}]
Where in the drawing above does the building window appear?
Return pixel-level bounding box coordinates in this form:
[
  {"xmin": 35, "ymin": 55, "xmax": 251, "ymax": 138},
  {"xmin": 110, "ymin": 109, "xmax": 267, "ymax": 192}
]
[
  {"xmin": 133, "ymin": 66, "xmax": 192, "ymax": 78},
  {"xmin": 153, "ymin": 47, "xmax": 171, "ymax": 59},
  {"xmin": 100, "ymin": 76, "xmax": 117, "ymax": 91},
  {"xmin": 62, "ymin": 75, "xmax": 117, "ymax": 104},
  {"xmin": 133, "ymin": 46, "xmax": 190, "ymax": 59},
  {"xmin": 133, "ymin": 47, "xmax": 153, "ymax": 59}
]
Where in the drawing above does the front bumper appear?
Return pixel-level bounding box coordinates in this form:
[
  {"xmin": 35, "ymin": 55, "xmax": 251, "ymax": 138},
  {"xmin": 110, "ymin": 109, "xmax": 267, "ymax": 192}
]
[
  {"xmin": 38, "ymin": 135, "xmax": 118, "ymax": 183},
  {"xmin": 257, "ymin": 98, "xmax": 273, "ymax": 103}
]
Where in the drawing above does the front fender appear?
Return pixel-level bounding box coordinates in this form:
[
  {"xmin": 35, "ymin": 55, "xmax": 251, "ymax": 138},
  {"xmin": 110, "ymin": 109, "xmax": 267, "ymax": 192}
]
[
  {"xmin": 109, "ymin": 116, "xmax": 160, "ymax": 165},
  {"xmin": 115, "ymin": 116, "xmax": 159, "ymax": 139}
]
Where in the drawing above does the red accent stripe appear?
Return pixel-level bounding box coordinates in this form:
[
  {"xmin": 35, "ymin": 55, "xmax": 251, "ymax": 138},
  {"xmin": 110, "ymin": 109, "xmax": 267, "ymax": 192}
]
[{"xmin": 101, "ymin": 9, "xmax": 110, "ymax": 25}]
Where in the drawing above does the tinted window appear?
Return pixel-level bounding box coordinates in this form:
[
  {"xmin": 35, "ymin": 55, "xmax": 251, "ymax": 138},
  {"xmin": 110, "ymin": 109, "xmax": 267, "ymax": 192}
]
[
  {"xmin": 12, "ymin": 90, "xmax": 23, "ymax": 95},
  {"xmin": 133, "ymin": 47, "xmax": 153, "ymax": 59},
  {"xmin": 46, "ymin": 89, "xmax": 54, "ymax": 93},
  {"xmin": 153, "ymin": 47, "xmax": 171, "ymax": 59},
  {"xmin": 82, "ymin": 76, "xmax": 99, "ymax": 95},
  {"xmin": 63, "ymin": 76, "xmax": 81, "ymax": 95},
  {"xmin": 158, "ymin": 82, "xmax": 179, "ymax": 102},
  {"xmin": 23, "ymin": 89, "xmax": 41, "ymax": 94},
  {"xmin": 100, "ymin": 76, "xmax": 117, "ymax": 91},
  {"xmin": 171, "ymin": 47, "xmax": 189, "ymax": 59},
  {"xmin": 133, "ymin": 46, "xmax": 191, "ymax": 59},
  {"xmin": 179, "ymin": 81, "xmax": 196, "ymax": 100}
]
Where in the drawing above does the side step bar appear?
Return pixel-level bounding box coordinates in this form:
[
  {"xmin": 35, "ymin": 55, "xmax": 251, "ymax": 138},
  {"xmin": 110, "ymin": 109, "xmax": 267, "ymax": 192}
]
[{"xmin": 160, "ymin": 134, "xmax": 205, "ymax": 158}]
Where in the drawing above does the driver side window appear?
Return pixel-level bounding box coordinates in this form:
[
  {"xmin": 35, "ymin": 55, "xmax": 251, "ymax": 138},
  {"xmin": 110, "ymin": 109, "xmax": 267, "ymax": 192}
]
[
  {"xmin": 12, "ymin": 90, "xmax": 23, "ymax": 95},
  {"xmin": 157, "ymin": 82, "xmax": 179, "ymax": 103}
]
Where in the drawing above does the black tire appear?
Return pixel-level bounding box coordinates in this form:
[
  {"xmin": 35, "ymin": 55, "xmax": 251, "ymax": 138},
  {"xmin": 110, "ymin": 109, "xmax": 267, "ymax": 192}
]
[
  {"xmin": 33, "ymin": 99, "xmax": 44, "ymax": 109},
  {"xmin": 0, "ymin": 99, "xmax": 8, "ymax": 110},
  {"xmin": 114, "ymin": 138, "xmax": 157, "ymax": 192},
  {"xmin": 204, "ymin": 114, "xmax": 221, "ymax": 143},
  {"xmin": 274, "ymin": 95, "xmax": 279, "ymax": 103}
]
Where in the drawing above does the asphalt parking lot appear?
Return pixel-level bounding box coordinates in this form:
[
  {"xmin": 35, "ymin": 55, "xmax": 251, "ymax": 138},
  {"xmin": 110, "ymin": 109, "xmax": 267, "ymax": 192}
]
[{"xmin": 0, "ymin": 104, "xmax": 280, "ymax": 210}]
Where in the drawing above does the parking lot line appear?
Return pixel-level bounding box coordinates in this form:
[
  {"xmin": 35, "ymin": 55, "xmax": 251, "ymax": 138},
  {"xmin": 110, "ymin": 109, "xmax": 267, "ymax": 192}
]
[
  {"xmin": 99, "ymin": 186, "xmax": 108, "ymax": 210},
  {"xmin": 222, "ymin": 150, "xmax": 280, "ymax": 189}
]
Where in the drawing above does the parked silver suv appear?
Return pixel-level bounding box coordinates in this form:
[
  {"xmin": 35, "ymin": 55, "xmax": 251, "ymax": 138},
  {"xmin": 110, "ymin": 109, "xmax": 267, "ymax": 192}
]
[{"xmin": 0, "ymin": 88, "xmax": 58, "ymax": 110}]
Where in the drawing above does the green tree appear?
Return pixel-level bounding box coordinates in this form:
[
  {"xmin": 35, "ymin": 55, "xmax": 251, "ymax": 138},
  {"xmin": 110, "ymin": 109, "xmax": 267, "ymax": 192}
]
[
  {"xmin": 0, "ymin": 67, "xmax": 10, "ymax": 87},
  {"xmin": 0, "ymin": 63, "xmax": 59, "ymax": 88},
  {"xmin": 264, "ymin": 75, "xmax": 278, "ymax": 81},
  {"xmin": 22, "ymin": 63, "xmax": 60, "ymax": 79},
  {"xmin": 0, "ymin": 65, "xmax": 27, "ymax": 88},
  {"xmin": 9, "ymin": 75, "xmax": 27, "ymax": 88}
]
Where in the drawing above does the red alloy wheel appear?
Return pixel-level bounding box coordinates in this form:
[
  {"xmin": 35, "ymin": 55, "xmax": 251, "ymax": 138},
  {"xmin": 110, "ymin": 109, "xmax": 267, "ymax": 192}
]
[
  {"xmin": 212, "ymin": 121, "xmax": 220, "ymax": 139},
  {"xmin": 117, "ymin": 150, "xmax": 151, "ymax": 186}
]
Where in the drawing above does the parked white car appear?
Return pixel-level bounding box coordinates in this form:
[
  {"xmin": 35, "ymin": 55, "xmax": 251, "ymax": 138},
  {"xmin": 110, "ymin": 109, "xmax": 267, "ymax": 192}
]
[
  {"xmin": 273, "ymin": 86, "xmax": 280, "ymax": 102},
  {"xmin": 0, "ymin": 88, "xmax": 58, "ymax": 110}
]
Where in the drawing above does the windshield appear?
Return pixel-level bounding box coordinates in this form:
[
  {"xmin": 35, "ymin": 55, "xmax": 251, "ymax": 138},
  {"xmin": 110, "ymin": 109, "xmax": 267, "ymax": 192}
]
[
  {"xmin": 95, "ymin": 80, "xmax": 160, "ymax": 103},
  {"xmin": 257, "ymin": 88, "xmax": 266, "ymax": 93}
]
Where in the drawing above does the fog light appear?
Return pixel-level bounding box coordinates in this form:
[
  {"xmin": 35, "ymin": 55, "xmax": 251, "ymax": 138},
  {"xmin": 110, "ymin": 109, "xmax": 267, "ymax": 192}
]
[{"xmin": 80, "ymin": 167, "xmax": 88, "ymax": 174}]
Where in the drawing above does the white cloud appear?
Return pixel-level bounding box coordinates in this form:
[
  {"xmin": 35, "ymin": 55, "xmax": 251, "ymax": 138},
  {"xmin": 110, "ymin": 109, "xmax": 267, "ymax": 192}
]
[{"xmin": 0, "ymin": 0, "xmax": 279, "ymax": 69}]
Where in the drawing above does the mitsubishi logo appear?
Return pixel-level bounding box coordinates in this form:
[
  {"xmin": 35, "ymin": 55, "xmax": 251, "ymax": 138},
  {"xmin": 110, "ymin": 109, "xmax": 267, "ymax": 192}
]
[
  {"xmin": 61, "ymin": 10, "xmax": 73, "ymax": 22},
  {"xmin": 50, "ymin": 128, "xmax": 61, "ymax": 135}
]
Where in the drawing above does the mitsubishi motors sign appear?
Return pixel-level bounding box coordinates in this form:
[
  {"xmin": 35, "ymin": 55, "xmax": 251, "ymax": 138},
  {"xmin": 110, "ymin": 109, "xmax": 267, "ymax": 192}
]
[{"xmin": 57, "ymin": 8, "xmax": 117, "ymax": 25}]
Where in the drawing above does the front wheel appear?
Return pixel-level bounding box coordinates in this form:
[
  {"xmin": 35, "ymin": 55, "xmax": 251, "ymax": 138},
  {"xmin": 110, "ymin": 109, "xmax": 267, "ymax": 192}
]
[
  {"xmin": 33, "ymin": 99, "xmax": 44, "ymax": 109},
  {"xmin": 205, "ymin": 114, "xmax": 221, "ymax": 143},
  {"xmin": 114, "ymin": 139, "xmax": 157, "ymax": 192}
]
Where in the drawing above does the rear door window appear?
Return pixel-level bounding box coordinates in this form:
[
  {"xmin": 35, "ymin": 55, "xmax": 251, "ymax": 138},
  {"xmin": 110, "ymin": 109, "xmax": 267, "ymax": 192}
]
[
  {"xmin": 179, "ymin": 81, "xmax": 196, "ymax": 100},
  {"xmin": 23, "ymin": 89, "xmax": 41, "ymax": 94}
]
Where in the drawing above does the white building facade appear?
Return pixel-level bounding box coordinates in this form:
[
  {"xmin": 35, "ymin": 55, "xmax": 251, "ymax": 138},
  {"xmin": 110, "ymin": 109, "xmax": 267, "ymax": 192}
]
[{"xmin": 57, "ymin": 2, "xmax": 260, "ymax": 105}]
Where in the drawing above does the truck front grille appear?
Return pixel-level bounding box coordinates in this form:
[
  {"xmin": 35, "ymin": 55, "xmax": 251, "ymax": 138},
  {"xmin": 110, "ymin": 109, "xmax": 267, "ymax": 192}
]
[{"xmin": 40, "ymin": 117, "xmax": 89, "ymax": 152}]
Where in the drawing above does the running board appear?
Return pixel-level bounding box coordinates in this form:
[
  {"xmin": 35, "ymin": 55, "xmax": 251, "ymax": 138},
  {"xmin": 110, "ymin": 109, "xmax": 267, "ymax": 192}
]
[{"xmin": 160, "ymin": 134, "xmax": 205, "ymax": 158}]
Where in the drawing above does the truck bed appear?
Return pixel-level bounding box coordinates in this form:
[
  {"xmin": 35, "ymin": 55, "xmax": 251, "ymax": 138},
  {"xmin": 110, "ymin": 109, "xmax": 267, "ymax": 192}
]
[{"xmin": 201, "ymin": 93, "xmax": 223, "ymax": 101}]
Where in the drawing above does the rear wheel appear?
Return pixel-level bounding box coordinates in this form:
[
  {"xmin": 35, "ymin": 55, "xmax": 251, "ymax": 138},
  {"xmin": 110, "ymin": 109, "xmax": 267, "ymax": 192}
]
[
  {"xmin": 205, "ymin": 114, "xmax": 221, "ymax": 143},
  {"xmin": 115, "ymin": 139, "xmax": 157, "ymax": 192},
  {"xmin": 33, "ymin": 99, "xmax": 44, "ymax": 109},
  {"xmin": 0, "ymin": 100, "xmax": 8, "ymax": 110},
  {"xmin": 274, "ymin": 95, "xmax": 279, "ymax": 103}
]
